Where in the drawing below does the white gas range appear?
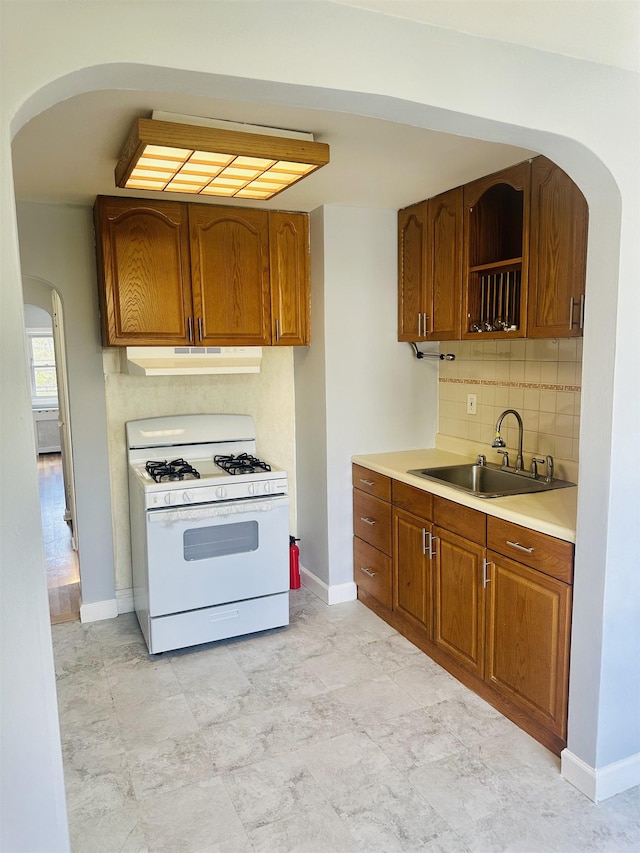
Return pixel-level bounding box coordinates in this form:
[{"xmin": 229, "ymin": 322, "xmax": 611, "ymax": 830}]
[{"xmin": 126, "ymin": 413, "xmax": 290, "ymax": 654}]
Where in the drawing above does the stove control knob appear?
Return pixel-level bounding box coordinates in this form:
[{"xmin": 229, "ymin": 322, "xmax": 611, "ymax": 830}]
[
  {"xmin": 164, "ymin": 493, "xmax": 176, "ymax": 506},
  {"xmin": 182, "ymin": 491, "xmax": 192, "ymax": 504},
  {"xmin": 248, "ymin": 483, "xmax": 256, "ymax": 496},
  {"xmin": 263, "ymin": 481, "xmax": 272, "ymax": 494},
  {"xmin": 215, "ymin": 486, "xmax": 227, "ymax": 499}
]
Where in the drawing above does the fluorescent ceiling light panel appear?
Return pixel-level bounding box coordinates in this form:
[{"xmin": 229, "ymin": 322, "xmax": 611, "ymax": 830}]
[{"xmin": 115, "ymin": 118, "xmax": 330, "ymax": 200}]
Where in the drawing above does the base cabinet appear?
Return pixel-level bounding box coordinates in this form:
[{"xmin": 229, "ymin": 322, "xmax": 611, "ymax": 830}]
[
  {"xmin": 353, "ymin": 465, "xmax": 574, "ymax": 754},
  {"xmin": 485, "ymin": 551, "xmax": 572, "ymax": 738}
]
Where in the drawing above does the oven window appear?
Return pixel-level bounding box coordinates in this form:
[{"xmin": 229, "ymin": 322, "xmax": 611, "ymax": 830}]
[{"xmin": 183, "ymin": 520, "xmax": 259, "ymax": 561}]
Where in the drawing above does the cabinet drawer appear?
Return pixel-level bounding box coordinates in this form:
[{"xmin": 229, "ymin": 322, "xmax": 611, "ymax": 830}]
[
  {"xmin": 487, "ymin": 517, "xmax": 573, "ymax": 582},
  {"xmin": 392, "ymin": 480, "xmax": 433, "ymax": 521},
  {"xmin": 433, "ymin": 496, "xmax": 486, "ymax": 545},
  {"xmin": 352, "ymin": 465, "xmax": 391, "ymax": 501},
  {"xmin": 353, "ymin": 491, "xmax": 391, "ymax": 554},
  {"xmin": 354, "ymin": 537, "xmax": 392, "ymax": 609}
]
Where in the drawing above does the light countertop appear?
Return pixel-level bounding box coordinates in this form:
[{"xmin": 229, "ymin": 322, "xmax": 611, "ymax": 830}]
[{"xmin": 352, "ymin": 448, "xmax": 577, "ymax": 543}]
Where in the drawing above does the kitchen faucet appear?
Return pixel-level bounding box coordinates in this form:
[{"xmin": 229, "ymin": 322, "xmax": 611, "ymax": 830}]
[{"xmin": 492, "ymin": 409, "xmax": 524, "ymax": 471}]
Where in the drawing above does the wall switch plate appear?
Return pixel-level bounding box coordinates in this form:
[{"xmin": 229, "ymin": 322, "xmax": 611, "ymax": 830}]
[{"xmin": 467, "ymin": 393, "xmax": 477, "ymax": 415}]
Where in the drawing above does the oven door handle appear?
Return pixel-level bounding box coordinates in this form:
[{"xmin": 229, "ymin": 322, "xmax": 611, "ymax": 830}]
[{"xmin": 147, "ymin": 496, "xmax": 289, "ymax": 523}]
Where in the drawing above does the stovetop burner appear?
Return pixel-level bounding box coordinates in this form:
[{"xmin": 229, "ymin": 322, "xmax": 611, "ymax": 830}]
[
  {"xmin": 145, "ymin": 458, "xmax": 201, "ymax": 483},
  {"xmin": 214, "ymin": 453, "xmax": 272, "ymax": 476}
]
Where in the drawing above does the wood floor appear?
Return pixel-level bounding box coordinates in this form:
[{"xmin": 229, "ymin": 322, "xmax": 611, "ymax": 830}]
[{"xmin": 38, "ymin": 452, "xmax": 80, "ymax": 624}]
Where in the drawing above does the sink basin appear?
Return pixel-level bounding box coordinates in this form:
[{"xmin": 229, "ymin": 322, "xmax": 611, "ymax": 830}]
[{"xmin": 407, "ymin": 463, "xmax": 575, "ymax": 499}]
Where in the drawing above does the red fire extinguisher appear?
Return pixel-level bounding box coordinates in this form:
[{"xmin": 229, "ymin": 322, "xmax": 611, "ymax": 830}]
[{"xmin": 289, "ymin": 536, "xmax": 301, "ymax": 590}]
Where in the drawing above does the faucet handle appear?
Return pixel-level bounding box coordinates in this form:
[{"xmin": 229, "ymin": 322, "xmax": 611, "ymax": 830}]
[
  {"xmin": 476, "ymin": 454, "xmax": 486, "ymax": 466},
  {"xmin": 530, "ymin": 457, "xmax": 545, "ymax": 478},
  {"xmin": 497, "ymin": 450, "xmax": 510, "ymax": 468},
  {"xmin": 545, "ymin": 455, "xmax": 555, "ymax": 483}
]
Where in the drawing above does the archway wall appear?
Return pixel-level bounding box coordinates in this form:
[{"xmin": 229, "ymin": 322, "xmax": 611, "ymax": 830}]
[{"xmin": 1, "ymin": 3, "xmax": 638, "ymax": 847}]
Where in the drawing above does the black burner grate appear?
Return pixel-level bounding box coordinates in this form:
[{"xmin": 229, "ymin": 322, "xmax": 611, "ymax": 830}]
[
  {"xmin": 145, "ymin": 458, "xmax": 201, "ymax": 483},
  {"xmin": 214, "ymin": 453, "xmax": 272, "ymax": 475}
]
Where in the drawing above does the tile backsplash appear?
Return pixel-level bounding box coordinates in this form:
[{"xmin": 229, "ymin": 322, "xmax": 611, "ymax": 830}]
[{"xmin": 438, "ymin": 338, "xmax": 582, "ymax": 466}]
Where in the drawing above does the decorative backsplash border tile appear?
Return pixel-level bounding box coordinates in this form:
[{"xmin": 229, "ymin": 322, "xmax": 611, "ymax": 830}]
[{"xmin": 440, "ymin": 377, "xmax": 582, "ymax": 393}]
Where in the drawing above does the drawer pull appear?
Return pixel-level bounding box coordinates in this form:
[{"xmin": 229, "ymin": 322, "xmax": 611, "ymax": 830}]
[
  {"xmin": 360, "ymin": 566, "xmax": 377, "ymax": 578},
  {"xmin": 360, "ymin": 517, "xmax": 376, "ymax": 526},
  {"xmin": 359, "ymin": 479, "xmax": 375, "ymax": 487},
  {"xmin": 506, "ymin": 540, "xmax": 534, "ymax": 553}
]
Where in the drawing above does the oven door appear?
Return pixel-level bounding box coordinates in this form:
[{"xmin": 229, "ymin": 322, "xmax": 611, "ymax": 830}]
[{"xmin": 145, "ymin": 495, "xmax": 289, "ymax": 616}]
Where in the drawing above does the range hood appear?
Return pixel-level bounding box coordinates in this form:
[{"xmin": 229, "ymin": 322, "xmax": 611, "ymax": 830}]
[{"xmin": 125, "ymin": 346, "xmax": 262, "ymax": 376}]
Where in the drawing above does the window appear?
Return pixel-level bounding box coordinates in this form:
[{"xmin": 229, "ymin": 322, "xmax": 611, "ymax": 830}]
[{"xmin": 27, "ymin": 330, "xmax": 58, "ymax": 405}]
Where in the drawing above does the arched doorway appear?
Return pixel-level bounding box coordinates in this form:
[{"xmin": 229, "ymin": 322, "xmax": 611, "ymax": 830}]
[{"xmin": 23, "ymin": 280, "xmax": 80, "ymax": 623}]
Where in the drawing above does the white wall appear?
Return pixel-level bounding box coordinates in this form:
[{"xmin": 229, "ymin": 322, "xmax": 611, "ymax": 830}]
[
  {"xmin": 2, "ymin": 2, "xmax": 638, "ymax": 846},
  {"xmin": 296, "ymin": 205, "xmax": 438, "ymax": 590}
]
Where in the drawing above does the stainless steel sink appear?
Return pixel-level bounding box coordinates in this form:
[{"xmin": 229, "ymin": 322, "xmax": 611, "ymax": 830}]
[{"xmin": 407, "ymin": 462, "xmax": 575, "ymax": 499}]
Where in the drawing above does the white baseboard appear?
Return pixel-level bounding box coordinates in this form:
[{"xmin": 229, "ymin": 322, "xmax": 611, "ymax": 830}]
[
  {"xmin": 79, "ymin": 597, "xmax": 118, "ymax": 623},
  {"xmin": 116, "ymin": 587, "xmax": 135, "ymax": 614},
  {"xmin": 300, "ymin": 565, "xmax": 357, "ymax": 605},
  {"xmin": 561, "ymin": 748, "xmax": 640, "ymax": 802}
]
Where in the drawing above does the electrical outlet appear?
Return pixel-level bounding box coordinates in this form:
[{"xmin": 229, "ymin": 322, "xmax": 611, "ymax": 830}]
[{"xmin": 467, "ymin": 393, "xmax": 477, "ymax": 415}]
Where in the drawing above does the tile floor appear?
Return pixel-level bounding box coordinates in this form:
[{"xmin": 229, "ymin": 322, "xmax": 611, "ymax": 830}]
[{"xmin": 53, "ymin": 587, "xmax": 639, "ymax": 852}]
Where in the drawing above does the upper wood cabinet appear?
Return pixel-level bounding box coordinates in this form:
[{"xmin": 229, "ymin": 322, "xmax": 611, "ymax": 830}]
[
  {"xmin": 462, "ymin": 160, "xmax": 531, "ymax": 340},
  {"xmin": 398, "ymin": 187, "xmax": 463, "ymax": 342},
  {"xmin": 189, "ymin": 206, "xmax": 270, "ymax": 346},
  {"xmin": 94, "ymin": 196, "xmax": 310, "ymax": 347},
  {"xmin": 398, "ymin": 156, "xmax": 588, "ymax": 343},
  {"xmin": 94, "ymin": 197, "xmax": 193, "ymax": 346},
  {"xmin": 269, "ymin": 212, "xmax": 310, "ymax": 346},
  {"xmin": 527, "ymin": 157, "xmax": 588, "ymax": 338}
]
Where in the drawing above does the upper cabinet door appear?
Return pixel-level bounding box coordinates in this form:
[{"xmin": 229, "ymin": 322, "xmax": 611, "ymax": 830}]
[
  {"xmin": 527, "ymin": 157, "xmax": 588, "ymax": 339},
  {"xmin": 94, "ymin": 197, "xmax": 192, "ymax": 346},
  {"xmin": 398, "ymin": 201, "xmax": 428, "ymax": 341},
  {"xmin": 189, "ymin": 206, "xmax": 271, "ymax": 346},
  {"xmin": 269, "ymin": 211, "xmax": 310, "ymax": 346},
  {"xmin": 427, "ymin": 187, "xmax": 463, "ymax": 340}
]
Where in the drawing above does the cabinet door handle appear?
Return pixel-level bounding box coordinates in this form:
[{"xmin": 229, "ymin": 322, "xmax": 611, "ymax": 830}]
[
  {"xmin": 506, "ymin": 540, "xmax": 534, "ymax": 553},
  {"xmin": 424, "ymin": 313, "xmax": 430, "ymax": 334},
  {"xmin": 430, "ymin": 535, "xmax": 438, "ymax": 559},
  {"xmin": 422, "ymin": 528, "xmax": 428, "ymax": 555},
  {"xmin": 187, "ymin": 317, "xmax": 193, "ymax": 342},
  {"xmin": 359, "ymin": 479, "xmax": 375, "ymax": 487},
  {"xmin": 360, "ymin": 517, "xmax": 376, "ymax": 526},
  {"xmin": 360, "ymin": 566, "xmax": 377, "ymax": 578},
  {"xmin": 483, "ymin": 558, "xmax": 492, "ymax": 588},
  {"xmin": 197, "ymin": 317, "xmax": 203, "ymax": 342},
  {"xmin": 579, "ymin": 294, "xmax": 585, "ymax": 330},
  {"xmin": 275, "ymin": 317, "xmax": 280, "ymax": 342},
  {"xmin": 418, "ymin": 312, "xmax": 422, "ymax": 337}
]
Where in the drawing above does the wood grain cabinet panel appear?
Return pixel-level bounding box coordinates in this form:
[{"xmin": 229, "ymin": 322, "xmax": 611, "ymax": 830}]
[
  {"xmin": 397, "ymin": 190, "xmax": 462, "ymax": 342},
  {"xmin": 189, "ymin": 205, "xmax": 270, "ymax": 345},
  {"xmin": 352, "ymin": 465, "xmax": 391, "ymax": 501},
  {"xmin": 94, "ymin": 197, "xmax": 193, "ymax": 346},
  {"xmin": 487, "ymin": 516, "xmax": 574, "ymax": 582},
  {"xmin": 269, "ymin": 211, "xmax": 310, "ymax": 346},
  {"xmin": 485, "ymin": 550, "xmax": 572, "ymax": 738},
  {"xmin": 433, "ymin": 525, "xmax": 486, "ymax": 677},
  {"xmin": 527, "ymin": 156, "xmax": 588, "ymax": 338},
  {"xmin": 353, "ymin": 490, "xmax": 392, "ymax": 555},
  {"xmin": 95, "ymin": 197, "xmax": 310, "ymax": 347},
  {"xmin": 393, "ymin": 508, "xmax": 433, "ymax": 634},
  {"xmin": 354, "ymin": 537, "xmax": 392, "ymax": 610}
]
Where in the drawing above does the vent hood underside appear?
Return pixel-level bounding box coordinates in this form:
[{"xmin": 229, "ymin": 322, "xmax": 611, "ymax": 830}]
[{"xmin": 125, "ymin": 346, "xmax": 262, "ymax": 376}]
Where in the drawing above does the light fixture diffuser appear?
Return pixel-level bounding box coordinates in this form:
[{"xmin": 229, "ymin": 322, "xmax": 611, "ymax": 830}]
[{"xmin": 115, "ymin": 118, "xmax": 330, "ymax": 200}]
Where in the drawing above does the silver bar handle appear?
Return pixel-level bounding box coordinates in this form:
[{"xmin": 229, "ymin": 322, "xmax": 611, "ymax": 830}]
[
  {"xmin": 579, "ymin": 294, "xmax": 585, "ymax": 330},
  {"xmin": 197, "ymin": 316, "xmax": 203, "ymax": 342},
  {"xmin": 359, "ymin": 479, "xmax": 375, "ymax": 487},
  {"xmin": 360, "ymin": 517, "xmax": 376, "ymax": 526},
  {"xmin": 430, "ymin": 534, "xmax": 438, "ymax": 560},
  {"xmin": 187, "ymin": 316, "xmax": 193, "ymax": 342},
  {"xmin": 506, "ymin": 540, "xmax": 534, "ymax": 553},
  {"xmin": 360, "ymin": 566, "xmax": 377, "ymax": 578},
  {"xmin": 483, "ymin": 558, "xmax": 491, "ymax": 588},
  {"xmin": 418, "ymin": 312, "xmax": 422, "ymax": 337},
  {"xmin": 424, "ymin": 313, "xmax": 429, "ymax": 334},
  {"xmin": 275, "ymin": 317, "xmax": 280, "ymax": 342},
  {"xmin": 422, "ymin": 528, "xmax": 428, "ymax": 555}
]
